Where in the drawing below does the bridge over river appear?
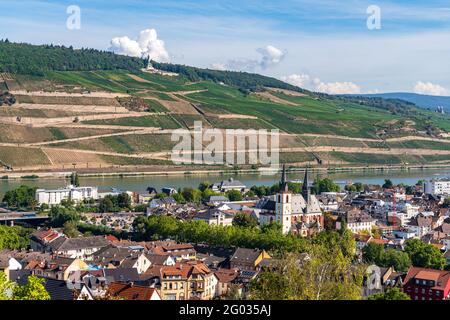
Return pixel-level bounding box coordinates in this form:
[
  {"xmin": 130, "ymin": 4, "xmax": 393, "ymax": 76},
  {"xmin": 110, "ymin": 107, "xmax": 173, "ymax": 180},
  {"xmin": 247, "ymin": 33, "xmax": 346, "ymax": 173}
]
[{"xmin": 0, "ymin": 212, "xmax": 49, "ymax": 226}]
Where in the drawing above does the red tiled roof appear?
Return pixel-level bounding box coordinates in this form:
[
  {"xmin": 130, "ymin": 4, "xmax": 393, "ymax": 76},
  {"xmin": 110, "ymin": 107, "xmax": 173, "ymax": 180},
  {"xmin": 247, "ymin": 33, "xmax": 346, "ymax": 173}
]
[
  {"xmin": 108, "ymin": 282, "xmax": 160, "ymax": 300},
  {"xmin": 368, "ymin": 238, "xmax": 389, "ymax": 245},
  {"xmin": 143, "ymin": 261, "xmax": 211, "ymax": 279},
  {"xmin": 404, "ymin": 267, "xmax": 450, "ymax": 291},
  {"xmin": 105, "ymin": 235, "xmax": 119, "ymax": 243},
  {"xmin": 214, "ymin": 268, "xmax": 239, "ymax": 283}
]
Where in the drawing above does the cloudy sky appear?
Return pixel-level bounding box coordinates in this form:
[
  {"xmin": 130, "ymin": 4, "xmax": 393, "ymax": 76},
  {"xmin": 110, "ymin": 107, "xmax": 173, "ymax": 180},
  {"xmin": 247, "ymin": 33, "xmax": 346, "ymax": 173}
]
[{"xmin": 1, "ymin": 0, "xmax": 450, "ymax": 95}]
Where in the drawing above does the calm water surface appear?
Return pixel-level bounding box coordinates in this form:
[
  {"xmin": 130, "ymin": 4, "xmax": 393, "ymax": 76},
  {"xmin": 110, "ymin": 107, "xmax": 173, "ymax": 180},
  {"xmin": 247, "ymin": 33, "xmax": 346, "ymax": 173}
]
[{"xmin": 1, "ymin": 168, "xmax": 449, "ymax": 198}]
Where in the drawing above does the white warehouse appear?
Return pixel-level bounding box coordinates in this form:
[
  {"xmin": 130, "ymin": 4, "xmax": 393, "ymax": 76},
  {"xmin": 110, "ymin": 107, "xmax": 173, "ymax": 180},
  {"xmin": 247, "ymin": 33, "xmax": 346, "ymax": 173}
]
[{"xmin": 36, "ymin": 185, "xmax": 98, "ymax": 206}]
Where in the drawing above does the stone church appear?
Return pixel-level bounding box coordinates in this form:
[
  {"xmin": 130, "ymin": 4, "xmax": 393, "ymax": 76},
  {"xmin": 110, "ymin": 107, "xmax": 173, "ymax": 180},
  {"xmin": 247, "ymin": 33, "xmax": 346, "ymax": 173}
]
[{"xmin": 255, "ymin": 165, "xmax": 323, "ymax": 237}]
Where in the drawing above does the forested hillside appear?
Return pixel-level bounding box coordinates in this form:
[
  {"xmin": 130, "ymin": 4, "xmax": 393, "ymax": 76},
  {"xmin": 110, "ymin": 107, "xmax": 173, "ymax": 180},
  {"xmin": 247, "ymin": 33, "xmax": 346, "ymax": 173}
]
[
  {"xmin": 0, "ymin": 40, "xmax": 145, "ymax": 76},
  {"xmin": 151, "ymin": 61, "xmax": 308, "ymax": 93}
]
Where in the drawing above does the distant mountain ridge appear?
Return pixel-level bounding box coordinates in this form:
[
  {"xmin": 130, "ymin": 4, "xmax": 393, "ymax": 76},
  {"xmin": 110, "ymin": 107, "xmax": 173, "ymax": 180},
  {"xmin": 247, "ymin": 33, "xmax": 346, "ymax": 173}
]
[{"xmin": 349, "ymin": 92, "xmax": 450, "ymax": 112}]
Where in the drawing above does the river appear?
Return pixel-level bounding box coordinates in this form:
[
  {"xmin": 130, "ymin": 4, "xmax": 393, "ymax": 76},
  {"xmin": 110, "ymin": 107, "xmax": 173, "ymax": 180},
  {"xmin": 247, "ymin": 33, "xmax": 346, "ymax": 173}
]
[{"xmin": 1, "ymin": 167, "xmax": 449, "ymax": 197}]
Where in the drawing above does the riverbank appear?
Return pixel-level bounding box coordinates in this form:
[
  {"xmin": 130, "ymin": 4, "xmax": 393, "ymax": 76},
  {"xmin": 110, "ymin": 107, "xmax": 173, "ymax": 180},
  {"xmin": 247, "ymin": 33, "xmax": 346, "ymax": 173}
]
[{"xmin": 2, "ymin": 163, "xmax": 450, "ymax": 181}]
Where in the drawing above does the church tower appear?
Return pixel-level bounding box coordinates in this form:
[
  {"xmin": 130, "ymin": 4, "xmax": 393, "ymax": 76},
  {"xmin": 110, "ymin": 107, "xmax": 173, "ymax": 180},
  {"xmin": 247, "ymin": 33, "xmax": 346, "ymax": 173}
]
[
  {"xmin": 302, "ymin": 169, "xmax": 310, "ymax": 202},
  {"xmin": 276, "ymin": 164, "xmax": 292, "ymax": 234}
]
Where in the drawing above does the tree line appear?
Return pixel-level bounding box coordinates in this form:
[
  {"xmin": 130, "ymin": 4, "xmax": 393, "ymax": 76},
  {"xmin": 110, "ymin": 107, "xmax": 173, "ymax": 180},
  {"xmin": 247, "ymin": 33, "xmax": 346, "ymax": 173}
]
[
  {"xmin": 151, "ymin": 61, "xmax": 309, "ymax": 94},
  {"xmin": 0, "ymin": 40, "xmax": 145, "ymax": 76}
]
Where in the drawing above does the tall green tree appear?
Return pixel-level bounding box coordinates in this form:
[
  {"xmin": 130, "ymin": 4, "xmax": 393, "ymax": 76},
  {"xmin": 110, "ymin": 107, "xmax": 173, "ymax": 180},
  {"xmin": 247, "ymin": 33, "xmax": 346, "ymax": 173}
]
[
  {"xmin": 249, "ymin": 246, "xmax": 364, "ymax": 300},
  {"xmin": 382, "ymin": 179, "xmax": 394, "ymax": 189},
  {"xmin": 362, "ymin": 243, "xmax": 411, "ymax": 272},
  {"xmin": 312, "ymin": 178, "xmax": 340, "ymax": 194},
  {"xmin": 232, "ymin": 213, "xmax": 258, "ymax": 228},
  {"xmin": 12, "ymin": 276, "xmax": 50, "ymax": 300},
  {"xmin": 181, "ymin": 188, "xmax": 202, "ymax": 203},
  {"xmin": 2, "ymin": 185, "xmax": 37, "ymax": 209},
  {"xmin": 49, "ymin": 205, "xmax": 80, "ymax": 227},
  {"xmin": 0, "ymin": 225, "xmax": 31, "ymax": 250},
  {"xmin": 226, "ymin": 189, "xmax": 243, "ymax": 202},
  {"xmin": 70, "ymin": 172, "xmax": 80, "ymax": 187},
  {"xmin": 404, "ymin": 239, "xmax": 446, "ymax": 270},
  {"xmin": 0, "ymin": 272, "xmax": 14, "ymax": 300},
  {"xmin": 1, "ymin": 273, "xmax": 50, "ymax": 300}
]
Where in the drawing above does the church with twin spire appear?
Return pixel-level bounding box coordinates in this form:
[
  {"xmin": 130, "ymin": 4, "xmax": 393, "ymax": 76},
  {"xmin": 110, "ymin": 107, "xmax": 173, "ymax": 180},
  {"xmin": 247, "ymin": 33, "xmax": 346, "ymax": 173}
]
[{"xmin": 256, "ymin": 164, "xmax": 323, "ymax": 236}]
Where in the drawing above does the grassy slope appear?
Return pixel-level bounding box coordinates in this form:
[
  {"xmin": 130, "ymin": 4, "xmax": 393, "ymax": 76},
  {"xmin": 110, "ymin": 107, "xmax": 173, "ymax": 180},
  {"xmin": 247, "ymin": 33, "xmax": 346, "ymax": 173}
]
[{"xmin": 2, "ymin": 68, "xmax": 450, "ymax": 168}]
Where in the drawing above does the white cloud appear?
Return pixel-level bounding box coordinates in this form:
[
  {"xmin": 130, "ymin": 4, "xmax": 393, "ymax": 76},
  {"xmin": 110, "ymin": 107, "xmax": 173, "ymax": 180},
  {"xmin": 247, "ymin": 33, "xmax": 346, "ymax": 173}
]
[
  {"xmin": 413, "ymin": 81, "xmax": 450, "ymax": 96},
  {"xmin": 109, "ymin": 28, "xmax": 170, "ymax": 62},
  {"xmin": 257, "ymin": 45, "xmax": 285, "ymax": 69},
  {"xmin": 279, "ymin": 73, "xmax": 311, "ymax": 88},
  {"xmin": 281, "ymin": 73, "xmax": 361, "ymax": 94},
  {"xmin": 315, "ymin": 81, "xmax": 361, "ymax": 95},
  {"xmin": 210, "ymin": 45, "xmax": 285, "ymax": 72},
  {"xmin": 210, "ymin": 63, "xmax": 226, "ymax": 71}
]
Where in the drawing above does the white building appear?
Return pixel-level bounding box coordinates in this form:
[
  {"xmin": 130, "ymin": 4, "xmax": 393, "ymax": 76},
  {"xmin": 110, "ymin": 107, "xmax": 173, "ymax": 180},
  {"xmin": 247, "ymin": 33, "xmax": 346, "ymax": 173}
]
[
  {"xmin": 338, "ymin": 208, "xmax": 376, "ymax": 234},
  {"xmin": 36, "ymin": 185, "xmax": 98, "ymax": 205},
  {"xmin": 211, "ymin": 178, "xmax": 247, "ymax": 193},
  {"xmin": 194, "ymin": 209, "xmax": 234, "ymax": 226},
  {"xmin": 424, "ymin": 178, "xmax": 450, "ymax": 196}
]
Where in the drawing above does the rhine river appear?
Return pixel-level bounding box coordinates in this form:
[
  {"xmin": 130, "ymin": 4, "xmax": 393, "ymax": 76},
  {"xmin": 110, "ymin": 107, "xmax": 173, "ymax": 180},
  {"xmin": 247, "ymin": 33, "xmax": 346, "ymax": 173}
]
[{"xmin": 1, "ymin": 168, "xmax": 449, "ymax": 198}]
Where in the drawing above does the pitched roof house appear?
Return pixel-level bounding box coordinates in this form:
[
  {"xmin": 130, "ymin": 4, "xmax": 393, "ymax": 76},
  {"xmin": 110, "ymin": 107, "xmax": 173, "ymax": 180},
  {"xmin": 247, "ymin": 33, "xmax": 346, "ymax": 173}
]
[
  {"xmin": 107, "ymin": 282, "xmax": 161, "ymax": 300},
  {"xmin": 53, "ymin": 236, "xmax": 110, "ymax": 260},
  {"xmin": 229, "ymin": 248, "xmax": 271, "ymax": 271},
  {"xmin": 403, "ymin": 267, "xmax": 450, "ymax": 300}
]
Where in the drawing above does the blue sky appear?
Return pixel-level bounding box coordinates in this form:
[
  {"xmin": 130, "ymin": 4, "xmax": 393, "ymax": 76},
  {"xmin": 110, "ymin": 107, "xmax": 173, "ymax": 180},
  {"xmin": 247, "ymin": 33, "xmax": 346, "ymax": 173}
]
[{"xmin": 1, "ymin": 0, "xmax": 450, "ymax": 94}]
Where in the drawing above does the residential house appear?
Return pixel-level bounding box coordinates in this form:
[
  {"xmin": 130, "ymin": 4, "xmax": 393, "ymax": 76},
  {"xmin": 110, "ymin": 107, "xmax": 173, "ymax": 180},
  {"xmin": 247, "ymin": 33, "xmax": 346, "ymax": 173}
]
[
  {"xmin": 212, "ymin": 178, "xmax": 247, "ymax": 193},
  {"xmin": 229, "ymin": 248, "xmax": 271, "ymax": 271},
  {"xmin": 0, "ymin": 255, "xmax": 22, "ymax": 280},
  {"xmin": 194, "ymin": 209, "xmax": 234, "ymax": 226},
  {"xmin": 27, "ymin": 257, "xmax": 88, "ymax": 281},
  {"xmin": 162, "ymin": 187, "xmax": 178, "ymax": 196},
  {"xmin": 137, "ymin": 193, "xmax": 155, "ymax": 204},
  {"xmin": 107, "ymin": 282, "xmax": 161, "ymax": 300},
  {"xmin": 92, "ymin": 244, "xmax": 151, "ymax": 274},
  {"xmin": 403, "ymin": 267, "xmax": 450, "ymax": 300},
  {"xmin": 142, "ymin": 261, "xmax": 217, "ymax": 300},
  {"xmin": 53, "ymin": 236, "xmax": 110, "ymax": 260},
  {"xmin": 407, "ymin": 215, "xmax": 433, "ymax": 238},
  {"xmin": 151, "ymin": 243, "xmax": 196, "ymax": 261},
  {"xmin": 208, "ymin": 195, "xmax": 229, "ymax": 206},
  {"xmin": 214, "ymin": 268, "xmax": 239, "ymax": 297},
  {"xmin": 30, "ymin": 228, "xmax": 67, "ymax": 252},
  {"xmin": 148, "ymin": 197, "xmax": 177, "ymax": 210},
  {"xmin": 337, "ymin": 208, "xmax": 376, "ymax": 234}
]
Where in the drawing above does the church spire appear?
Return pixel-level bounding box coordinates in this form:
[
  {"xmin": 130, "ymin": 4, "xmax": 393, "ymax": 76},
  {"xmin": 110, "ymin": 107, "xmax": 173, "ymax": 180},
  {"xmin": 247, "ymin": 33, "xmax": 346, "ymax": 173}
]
[
  {"xmin": 280, "ymin": 164, "xmax": 289, "ymax": 192},
  {"xmin": 302, "ymin": 168, "xmax": 310, "ymax": 201}
]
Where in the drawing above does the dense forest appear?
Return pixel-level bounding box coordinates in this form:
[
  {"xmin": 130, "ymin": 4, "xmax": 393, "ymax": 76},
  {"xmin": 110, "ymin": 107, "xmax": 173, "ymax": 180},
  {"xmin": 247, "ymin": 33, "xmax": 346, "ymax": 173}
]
[
  {"xmin": 151, "ymin": 61, "xmax": 309, "ymax": 94},
  {"xmin": 0, "ymin": 40, "xmax": 145, "ymax": 76}
]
